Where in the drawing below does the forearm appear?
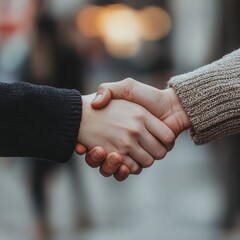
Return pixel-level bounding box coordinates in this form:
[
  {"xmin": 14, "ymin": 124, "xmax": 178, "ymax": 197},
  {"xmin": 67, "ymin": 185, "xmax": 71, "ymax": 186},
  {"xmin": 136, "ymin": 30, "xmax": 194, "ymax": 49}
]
[
  {"xmin": 169, "ymin": 49, "xmax": 240, "ymax": 144},
  {"xmin": 0, "ymin": 82, "xmax": 82, "ymax": 162}
]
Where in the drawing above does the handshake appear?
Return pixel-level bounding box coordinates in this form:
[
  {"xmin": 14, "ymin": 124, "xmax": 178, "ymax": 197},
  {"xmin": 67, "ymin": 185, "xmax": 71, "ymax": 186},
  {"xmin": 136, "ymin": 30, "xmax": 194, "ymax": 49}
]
[
  {"xmin": 75, "ymin": 79, "xmax": 191, "ymax": 181},
  {"xmin": 2, "ymin": 49, "xmax": 237, "ymax": 174}
]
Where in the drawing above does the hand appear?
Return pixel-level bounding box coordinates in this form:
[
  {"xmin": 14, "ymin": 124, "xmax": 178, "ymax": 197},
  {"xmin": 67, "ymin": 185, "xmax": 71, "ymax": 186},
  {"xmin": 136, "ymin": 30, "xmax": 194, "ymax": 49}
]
[
  {"xmin": 76, "ymin": 93, "xmax": 175, "ymax": 178},
  {"xmin": 91, "ymin": 78, "xmax": 191, "ymax": 136},
  {"xmin": 76, "ymin": 79, "xmax": 191, "ymax": 180},
  {"xmin": 75, "ymin": 145, "xmax": 132, "ymax": 181}
]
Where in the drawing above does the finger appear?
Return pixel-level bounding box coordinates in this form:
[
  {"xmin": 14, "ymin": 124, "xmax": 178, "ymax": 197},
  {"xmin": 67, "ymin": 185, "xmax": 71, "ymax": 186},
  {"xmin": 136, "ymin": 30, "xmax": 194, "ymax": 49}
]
[
  {"xmin": 99, "ymin": 152, "xmax": 123, "ymax": 177},
  {"xmin": 121, "ymin": 155, "xmax": 142, "ymax": 174},
  {"xmin": 91, "ymin": 78, "xmax": 136, "ymax": 109},
  {"xmin": 144, "ymin": 113, "xmax": 175, "ymax": 151},
  {"xmin": 85, "ymin": 147, "xmax": 107, "ymax": 168},
  {"xmin": 91, "ymin": 78, "xmax": 161, "ymax": 115},
  {"xmin": 129, "ymin": 145, "xmax": 154, "ymax": 168},
  {"xmin": 114, "ymin": 165, "xmax": 130, "ymax": 181},
  {"xmin": 139, "ymin": 129, "xmax": 168, "ymax": 160},
  {"xmin": 134, "ymin": 167, "xmax": 143, "ymax": 175},
  {"xmin": 91, "ymin": 88, "xmax": 112, "ymax": 109},
  {"xmin": 75, "ymin": 143, "xmax": 87, "ymax": 155}
]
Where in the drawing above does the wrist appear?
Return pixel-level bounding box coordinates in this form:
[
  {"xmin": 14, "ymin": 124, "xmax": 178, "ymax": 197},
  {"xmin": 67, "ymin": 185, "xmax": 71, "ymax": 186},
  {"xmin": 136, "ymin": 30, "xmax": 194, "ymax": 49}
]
[
  {"xmin": 77, "ymin": 94, "xmax": 95, "ymax": 145},
  {"xmin": 164, "ymin": 88, "xmax": 191, "ymax": 136}
]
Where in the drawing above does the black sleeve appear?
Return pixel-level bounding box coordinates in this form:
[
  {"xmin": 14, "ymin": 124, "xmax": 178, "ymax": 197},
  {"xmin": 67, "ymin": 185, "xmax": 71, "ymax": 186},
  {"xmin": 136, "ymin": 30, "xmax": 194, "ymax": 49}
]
[{"xmin": 0, "ymin": 82, "xmax": 82, "ymax": 163}]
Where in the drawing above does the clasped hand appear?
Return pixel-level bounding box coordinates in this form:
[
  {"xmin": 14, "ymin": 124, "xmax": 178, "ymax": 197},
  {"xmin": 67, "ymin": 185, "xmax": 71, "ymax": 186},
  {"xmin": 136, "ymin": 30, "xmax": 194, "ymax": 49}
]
[{"xmin": 75, "ymin": 79, "xmax": 190, "ymax": 181}]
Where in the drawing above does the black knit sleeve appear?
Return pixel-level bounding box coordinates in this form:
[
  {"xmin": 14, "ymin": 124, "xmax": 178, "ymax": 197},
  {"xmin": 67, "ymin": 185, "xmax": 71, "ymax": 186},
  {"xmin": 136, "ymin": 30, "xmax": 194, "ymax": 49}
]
[{"xmin": 0, "ymin": 82, "xmax": 82, "ymax": 163}]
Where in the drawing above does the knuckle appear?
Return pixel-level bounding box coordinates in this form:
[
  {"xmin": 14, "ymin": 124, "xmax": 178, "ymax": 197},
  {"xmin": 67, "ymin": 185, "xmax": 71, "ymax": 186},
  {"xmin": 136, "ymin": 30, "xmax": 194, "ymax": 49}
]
[
  {"xmin": 122, "ymin": 135, "xmax": 132, "ymax": 147},
  {"xmin": 128, "ymin": 127, "xmax": 141, "ymax": 137},
  {"xmin": 121, "ymin": 78, "xmax": 136, "ymax": 99},
  {"xmin": 134, "ymin": 108, "xmax": 145, "ymax": 120},
  {"xmin": 98, "ymin": 83, "xmax": 108, "ymax": 92},
  {"xmin": 98, "ymin": 83, "xmax": 105, "ymax": 90},
  {"xmin": 123, "ymin": 78, "xmax": 135, "ymax": 86},
  {"xmin": 116, "ymin": 137, "xmax": 132, "ymax": 154}
]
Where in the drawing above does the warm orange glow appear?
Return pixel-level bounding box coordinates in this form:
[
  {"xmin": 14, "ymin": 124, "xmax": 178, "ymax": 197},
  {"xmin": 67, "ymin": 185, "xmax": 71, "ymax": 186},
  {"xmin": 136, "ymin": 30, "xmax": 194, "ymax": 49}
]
[
  {"xmin": 105, "ymin": 41, "xmax": 141, "ymax": 59},
  {"xmin": 96, "ymin": 4, "xmax": 142, "ymax": 58},
  {"xmin": 139, "ymin": 6, "xmax": 172, "ymax": 41},
  {"xmin": 97, "ymin": 4, "xmax": 141, "ymax": 44},
  {"xmin": 76, "ymin": 4, "xmax": 172, "ymax": 58},
  {"xmin": 76, "ymin": 5, "xmax": 103, "ymax": 38}
]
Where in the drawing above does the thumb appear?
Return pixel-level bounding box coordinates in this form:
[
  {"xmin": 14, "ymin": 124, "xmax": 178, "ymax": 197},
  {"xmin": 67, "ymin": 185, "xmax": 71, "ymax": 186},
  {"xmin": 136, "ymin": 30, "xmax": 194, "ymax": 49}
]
[
  {"xmin": 91, "ymin": 88, "xmax": 112, "ymax": 109},
  {"xmin": 91, "ymin": 78, "xmax": 136, "ymax": 109}
]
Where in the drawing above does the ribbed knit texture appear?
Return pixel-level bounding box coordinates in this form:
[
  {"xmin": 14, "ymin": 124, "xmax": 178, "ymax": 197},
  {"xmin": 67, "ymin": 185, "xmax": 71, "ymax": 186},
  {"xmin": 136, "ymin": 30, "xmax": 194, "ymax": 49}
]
[
  {"xmin": 169, "ymin": 49, "xmax": 240, "ymax": 144},
  {"xmin": 0, "ymin": 82, "xmax": 82, "ymax": 162}
]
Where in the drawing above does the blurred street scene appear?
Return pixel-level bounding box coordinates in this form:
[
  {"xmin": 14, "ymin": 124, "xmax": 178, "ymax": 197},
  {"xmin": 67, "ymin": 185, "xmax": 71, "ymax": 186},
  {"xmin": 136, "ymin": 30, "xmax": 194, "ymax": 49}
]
[{"xmin": 0, "ymin": 0, "xmax": 240, "ymax": 239}]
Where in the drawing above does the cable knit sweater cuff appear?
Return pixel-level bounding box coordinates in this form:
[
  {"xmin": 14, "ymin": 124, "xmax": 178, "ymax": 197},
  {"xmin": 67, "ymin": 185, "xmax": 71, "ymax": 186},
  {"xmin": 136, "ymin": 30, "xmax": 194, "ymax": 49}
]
[{"xmin": 168, "ymin": 49, "xmax": 240, "ymax": 144}]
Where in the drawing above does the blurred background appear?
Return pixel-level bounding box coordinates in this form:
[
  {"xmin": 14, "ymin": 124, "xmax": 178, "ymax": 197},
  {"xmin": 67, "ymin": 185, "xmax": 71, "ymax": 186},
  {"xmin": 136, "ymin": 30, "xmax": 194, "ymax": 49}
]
[{"xmin": 0, "ymin": 0, "xmax": 240, "ymax": 239}]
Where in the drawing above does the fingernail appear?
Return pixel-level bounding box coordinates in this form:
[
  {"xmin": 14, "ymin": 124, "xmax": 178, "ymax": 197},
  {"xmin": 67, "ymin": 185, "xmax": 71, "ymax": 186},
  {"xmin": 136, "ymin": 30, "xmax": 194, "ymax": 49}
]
[
  {"xmin": 108, "ymin": 157, "xmax": 120, "ymax": 168},
  {"xmin": 92, "ymin": 94, "xmax": 102, "ymax": 103},
  {"xmin": 92, "ymin": 150, "xmax": 103, "ymax": 162}
]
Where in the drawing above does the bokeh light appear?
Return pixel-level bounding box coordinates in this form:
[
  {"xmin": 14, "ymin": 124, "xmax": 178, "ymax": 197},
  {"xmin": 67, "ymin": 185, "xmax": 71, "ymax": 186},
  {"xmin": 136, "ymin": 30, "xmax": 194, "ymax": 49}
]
[
  {"xmin": 76, "ymin": 5, "xmax": 103, "ymax": 38},
  {"xmin": 97, "ymin": 4, "xmax": 141, "ymax": 44},
  {"xmin": 105, "ymin": 41, "xmax": 141, "ymax": 59},
  {"xmin": 139, "ymin": 6, "xmax": 172, "ymax": 41},
  {"xmin": 76, "ymin": 4, "xmax": 172, "ymax": 58},
  {"xmin": 97, "ymin": 4, "xmax": 142, "ymax": 58}
]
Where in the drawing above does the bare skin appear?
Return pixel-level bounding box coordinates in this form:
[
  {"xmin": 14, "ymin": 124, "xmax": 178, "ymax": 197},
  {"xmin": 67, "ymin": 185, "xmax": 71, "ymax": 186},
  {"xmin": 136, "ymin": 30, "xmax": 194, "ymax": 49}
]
[
  {"xmin": 76, "ymin": 79, "xmax": 191, "ymax": 181},
  {"xmin": 78, "ymin": 92, "xmax": 175, "ymax": 175}
]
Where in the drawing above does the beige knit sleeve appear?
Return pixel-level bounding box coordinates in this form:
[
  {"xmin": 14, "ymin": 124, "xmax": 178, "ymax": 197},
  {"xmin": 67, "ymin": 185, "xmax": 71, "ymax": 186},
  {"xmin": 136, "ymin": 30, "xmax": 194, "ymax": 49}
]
[{"xmin": 168, "ymin": 49, "xmax": 240, "ymax": 144}]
